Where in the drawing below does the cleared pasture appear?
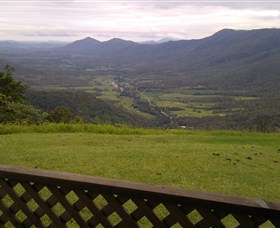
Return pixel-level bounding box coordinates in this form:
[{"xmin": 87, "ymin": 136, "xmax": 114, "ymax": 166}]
[{"xmin": 0, "ymin": 125, "xmax": 279, "ymax": 202}]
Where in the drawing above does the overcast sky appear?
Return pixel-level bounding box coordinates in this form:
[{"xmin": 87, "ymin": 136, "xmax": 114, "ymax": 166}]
[{"xmin": 0, "ymin": 0, "xmax": 280, "ymax": 42}]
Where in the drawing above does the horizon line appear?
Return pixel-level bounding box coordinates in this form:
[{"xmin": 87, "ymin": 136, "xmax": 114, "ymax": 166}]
[{"xmin": 1, "ymin": 27, "xmax": 279, "ymax": 43}]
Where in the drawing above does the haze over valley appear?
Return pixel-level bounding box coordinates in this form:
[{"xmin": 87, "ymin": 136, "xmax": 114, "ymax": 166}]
[{"xmin": 1, "ymin": 28, "xmax": 280, "ymax": 130}]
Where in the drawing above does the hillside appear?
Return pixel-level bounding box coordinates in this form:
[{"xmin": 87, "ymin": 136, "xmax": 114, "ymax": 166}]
[
  {"xmin": 57, "ymin": 28, "xmax": 280, "ymax": 91},
  {"xmin": 26, "ymin": 90, "xmax": 151, "ymax": 126},
  {"xmin": 1, "ymin": 28, "xmax": 280, "ymax": 91},
  {"xmin": 61, "ymin": 37, "xmax": 137, "ymax": 57},
  {"xmin": 1, "ymin": 28, "xmax": 280, "ymax": 130}
]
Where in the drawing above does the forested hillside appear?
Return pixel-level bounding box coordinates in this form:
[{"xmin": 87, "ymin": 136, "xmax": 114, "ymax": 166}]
[
  {"xmin": 1, "ymin": 28, "xmax": 280, "ymax": 91},
  {"xmin": 0, "ymin": 67, "xmax": 150, "ymax": 126},
  {"xmin": 56, "ymin": 28, "xmax": 280, "ymax": 91},
  {"xmin": 27, "ymin": 90, "xmax": 151, "ymax": 126},
  {"xmin": 1, "ymin": 28, "xmax": 280, "ymax": 131}
]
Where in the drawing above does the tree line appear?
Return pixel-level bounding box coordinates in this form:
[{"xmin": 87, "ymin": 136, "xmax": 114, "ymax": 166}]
[
  {"xmin": 0, "ymin": 66, "xmax": 85, "ymax": 124},
  {"xmin": 0, "ymin": 66, "xmax": 150, "ymax": 126}
]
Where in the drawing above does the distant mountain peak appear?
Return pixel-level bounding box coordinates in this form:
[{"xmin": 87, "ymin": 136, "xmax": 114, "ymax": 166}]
[
  {"xmin": 78, "ymin": 37, "xmax": 100, "ymax": 43},
  {"xmin": 218, "ymin": 28, "xmax": 236, "ymax": 33},
  {"xmin": 109, "ymin": 38, "xmax": 124, "ymax": 41},
  {"xmin": 62, "ymin": 36, "xmax": 101, "ymax": 53},
  {"xmin": 212, "ymin": 28, "xmax": 238, "ymax": 37},
  {"xmin": 158, "ymin": 38, "xmax": 177, "ymax": 43},
  {"xmin": 105, "ymin": 38, "xmax": 135, "ymax": 44},
  {"xmin": 140, "ymin": 38, "xmax": 177, "ymax": 44}
]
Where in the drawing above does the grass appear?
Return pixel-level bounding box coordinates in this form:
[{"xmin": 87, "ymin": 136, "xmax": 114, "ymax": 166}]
[
  {"xmin": 0, "ymin": 124, "xmax": 279, "ymax": 227},
  {"xmin": 0, "ymin": 124, "xmax": 279, "ymax": 202}
]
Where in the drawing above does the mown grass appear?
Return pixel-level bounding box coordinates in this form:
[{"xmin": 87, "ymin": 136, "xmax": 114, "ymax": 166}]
[
  {"xmin": 0, "ymin": 124, "xmax": 279, "ymax": 227},
  {"xmin": 0, "ymin": 124, "xmax": 279, "ymax": 202}
]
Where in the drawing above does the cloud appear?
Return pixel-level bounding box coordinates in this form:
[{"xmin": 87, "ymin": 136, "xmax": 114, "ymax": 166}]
[{"xmin": 0, "ymin": 1, "xmax": 280, "ymax": 41}]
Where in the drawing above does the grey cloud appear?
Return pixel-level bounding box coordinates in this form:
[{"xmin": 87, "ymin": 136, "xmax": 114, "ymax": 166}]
[
  {"xmin": 14, "ymin": 28, "xmax": 185, "ymax": 41},
  {"xmin": 4, "ymin": 30, "xmax": 81, "ymax": 37},
  {"xmin": 134, "ymin": 1, "xmax": 280, "ymax": 11},
  {"xmin": 23, "ymin": 32, "xmax": 78, "ymax": 37},
  {"xmin": 1, "ymin": 0, "xmax": 280, "ymax": 42},
  {"xmin": 191, "ymin": 1, "xmax": 280, "ymax": 10},
  {"xmin": 115, "ymin": 1, "xmax": 278, "ymax": 12},
  {"xmin": 252, "ymin": 15, "xmax": 280, "ymax": 20}
]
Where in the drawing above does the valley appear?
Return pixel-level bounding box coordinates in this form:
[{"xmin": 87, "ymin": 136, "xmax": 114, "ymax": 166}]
[{"xmin": 1, "ymin": 28, "xmax": 280, "ymax": 131}]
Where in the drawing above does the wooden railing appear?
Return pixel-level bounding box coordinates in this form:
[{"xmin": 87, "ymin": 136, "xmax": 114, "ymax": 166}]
[{"xmin": 0, "ymin": 165, "xmax": 279, "ymax": 227}]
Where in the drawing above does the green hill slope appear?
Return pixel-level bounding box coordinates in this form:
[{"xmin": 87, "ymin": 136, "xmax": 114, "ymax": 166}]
[
  {"xmin": 27, "ymin": 90, "xmax": 151, "ymax": 126},
  {"xmin": 1, "ymin": 28, "xmax": 280, "ymax": 91}
]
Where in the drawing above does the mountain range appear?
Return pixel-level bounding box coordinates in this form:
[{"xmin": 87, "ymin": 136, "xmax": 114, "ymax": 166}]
[
  {"xmin": 1, "ymin": 28, "xmax": 280, "ymax": 91},
  {"xmin": 57, "ymin": 28, "xmax": 280, "ymax": 91}
]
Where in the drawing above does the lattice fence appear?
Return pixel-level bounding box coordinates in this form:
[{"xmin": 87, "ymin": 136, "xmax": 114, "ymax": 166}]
[{"xmin": 0, "ymin": 165, "xmax": 280, "ymax": 227}]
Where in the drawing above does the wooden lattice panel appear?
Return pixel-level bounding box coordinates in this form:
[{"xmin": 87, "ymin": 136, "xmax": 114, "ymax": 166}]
[{"xmin": 0, "ymin": 165, "xmax": 280, "ymax": 227}]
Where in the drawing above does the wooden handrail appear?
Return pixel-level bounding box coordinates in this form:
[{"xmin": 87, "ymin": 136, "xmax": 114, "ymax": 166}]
[{"xmin": 0, "ymin": 164, "xmax": 279, "ymax": 227}]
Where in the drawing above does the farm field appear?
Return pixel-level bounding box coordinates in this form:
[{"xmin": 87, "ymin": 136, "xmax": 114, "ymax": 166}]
[
  {"xmin": 140, "ymin": 90, "xmax": 255, "ymax": 118},
  {"xmin": 44, "ymin": 75, "xmax": 258, "ymax": 121},
  {"xmin": 0, "ymin": 125, "xmax": 279, "ymax": 202}
]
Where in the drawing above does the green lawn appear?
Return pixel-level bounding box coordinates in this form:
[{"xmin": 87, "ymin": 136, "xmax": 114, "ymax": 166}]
[{"xmin": 0, "ymin": 127, "xmax": 279, "ymax": 202}]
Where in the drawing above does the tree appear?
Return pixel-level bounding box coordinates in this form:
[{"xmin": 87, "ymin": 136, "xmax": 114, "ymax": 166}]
[
  {"xmin": 47, "ymin": 106, "xmax": 72, "ymax": 123},
  {"xmin": 0, "ymin": 101, "xmax": 44, "ymax": 124},
  {"xmin": 255, "ymin": 115, "xmax": 270, "ymax": 132},
  {"xmin": 0, "ymin": 65, "xmax": 27, "ymax": 102},
  {"xmin": 0, "ymin": 66, "xmax": 44, "ymax": 124},
  {"xmin": 72, "ymin": 116, "xmax": 84, "ymax": 123}
]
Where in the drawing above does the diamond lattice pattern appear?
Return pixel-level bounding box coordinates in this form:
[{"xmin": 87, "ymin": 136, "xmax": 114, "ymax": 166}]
[{"xmin": 0, "ymin": 178, "xmax": 279, "ymax": 227}]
